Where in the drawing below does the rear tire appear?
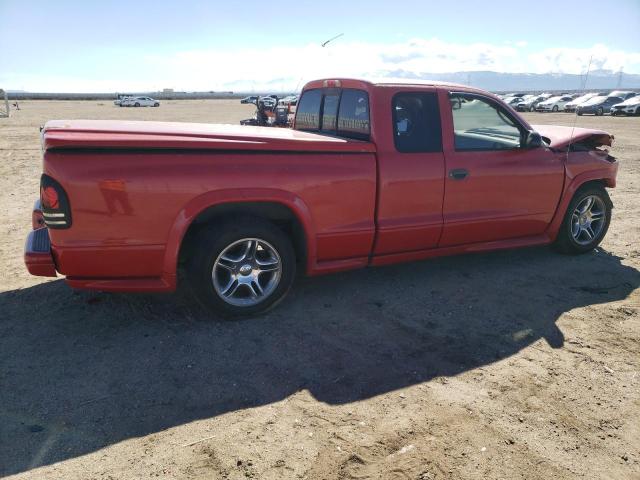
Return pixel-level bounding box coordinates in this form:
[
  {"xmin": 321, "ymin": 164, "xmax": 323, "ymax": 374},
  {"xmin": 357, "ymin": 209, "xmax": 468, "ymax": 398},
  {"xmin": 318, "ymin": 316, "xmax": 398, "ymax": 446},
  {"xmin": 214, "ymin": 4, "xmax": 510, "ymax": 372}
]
[
  {"xmin": 552, "ymin": 105, "xmax": 559, "ymax": 112},
  {"xmin": 187, "ymin": 217, "xmax": 296, "ymax": 317},
  {"xmin": 134, "ymin": 102, "xmax": 140, "ymax": 107},
  {"xmin": 596, "ymin": 107, "xmax": 603, "ymax": 116},
  {"xmin": 554, "ymin": 185, "xmax": 611, "ymax": 254}
]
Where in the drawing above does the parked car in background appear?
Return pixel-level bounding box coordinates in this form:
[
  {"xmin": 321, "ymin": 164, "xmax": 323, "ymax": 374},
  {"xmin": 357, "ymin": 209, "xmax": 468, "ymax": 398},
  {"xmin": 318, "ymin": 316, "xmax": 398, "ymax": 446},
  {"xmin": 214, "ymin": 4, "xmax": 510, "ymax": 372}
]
[
  {"xmin": 536, "ymin": 95, "xmax": 573, "ymax": 112},
  {"xmin": 240, "ymin": 95, "xmax": 258, "ymax": 104},
  {"xmin": 576, "ymin": 96, "xmax": 623, "ymax": 116},
  {"xmin": 503, "ymin": 96, "xmax": 524, "ymax": 107},
  {"xmin": 564, "ymin": 93, "xmax": 599, "ymax": 112},
  {"xmin": 122, "ymin": 96, "xmax": 160, "ymax": 107},
  {"xmin": 608, "ymin": 90, "xmax": 637, "ymax": 101},
  {"xmin": 114, "ymin": 96, "xmax": 133, "ymax": 106},
  {"xmin": 516, "ymin": 94, "xmax": 551, "ymax": 112},
  {"xmin": 610, "ymin": 96, "xmax": 640, "ymax": 116},
  {"xmin": 26, "ymin": 78, "xmax": 618, "ymax": 316}
]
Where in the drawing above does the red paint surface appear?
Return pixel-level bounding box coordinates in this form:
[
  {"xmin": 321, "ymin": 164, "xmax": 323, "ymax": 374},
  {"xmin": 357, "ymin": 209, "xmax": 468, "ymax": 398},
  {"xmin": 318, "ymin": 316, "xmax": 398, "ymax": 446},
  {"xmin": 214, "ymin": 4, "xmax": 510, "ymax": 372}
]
[{"xmin": 26, "ymin": 79, "xmax": 618, "ymax": 291}]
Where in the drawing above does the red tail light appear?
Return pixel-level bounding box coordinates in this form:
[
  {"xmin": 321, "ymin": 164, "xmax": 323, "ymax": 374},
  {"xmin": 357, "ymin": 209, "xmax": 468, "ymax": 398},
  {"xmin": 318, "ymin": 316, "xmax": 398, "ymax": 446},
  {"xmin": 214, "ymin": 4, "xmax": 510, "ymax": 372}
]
[
  {"xmin": 41, "ymin": 186, "xmax": 59, "ymax": 209},
  {"xmin": 40, "ymin": 174, "xmax": 72, "ymax": 229}
]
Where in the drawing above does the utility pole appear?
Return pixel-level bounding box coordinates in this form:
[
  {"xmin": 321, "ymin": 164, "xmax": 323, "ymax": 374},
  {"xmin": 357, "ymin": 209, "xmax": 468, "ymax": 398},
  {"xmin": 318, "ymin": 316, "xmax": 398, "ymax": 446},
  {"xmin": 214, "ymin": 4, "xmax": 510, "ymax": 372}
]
[
  {"xmin": 616, "ymin": 69, "xmax": 623, "ymax": 88},
  {"xmin": 0, "ymin": 89, "xmax": 9, "ymax": 118}
]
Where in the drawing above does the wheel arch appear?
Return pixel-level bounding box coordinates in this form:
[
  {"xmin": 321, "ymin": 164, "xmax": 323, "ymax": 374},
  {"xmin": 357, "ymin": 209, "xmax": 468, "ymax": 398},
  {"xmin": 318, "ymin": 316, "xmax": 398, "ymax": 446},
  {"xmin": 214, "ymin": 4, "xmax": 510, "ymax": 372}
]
[
  {"xmin": 546, "ymin": 171, "xmax": 615, "ymax": 240},
  {"xmin": 162, "ymin": 189, "xmax": 315, "ymax": 281}
]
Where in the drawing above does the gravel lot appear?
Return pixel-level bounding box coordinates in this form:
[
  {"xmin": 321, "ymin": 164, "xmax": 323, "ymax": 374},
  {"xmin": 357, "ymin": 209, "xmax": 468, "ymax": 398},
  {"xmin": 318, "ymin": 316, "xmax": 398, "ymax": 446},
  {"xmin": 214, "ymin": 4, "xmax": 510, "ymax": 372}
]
[{"xmin": 1, "ymin": 101, "xmax": 639, "ymax": 479}]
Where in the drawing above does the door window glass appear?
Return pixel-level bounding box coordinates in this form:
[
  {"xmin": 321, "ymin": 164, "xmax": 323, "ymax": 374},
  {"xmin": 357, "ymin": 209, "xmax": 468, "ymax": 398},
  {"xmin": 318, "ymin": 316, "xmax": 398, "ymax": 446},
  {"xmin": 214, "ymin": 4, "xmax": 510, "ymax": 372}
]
[{"xmin": 450, "ymin": 93, "xmax": 523, "ymax": 150}]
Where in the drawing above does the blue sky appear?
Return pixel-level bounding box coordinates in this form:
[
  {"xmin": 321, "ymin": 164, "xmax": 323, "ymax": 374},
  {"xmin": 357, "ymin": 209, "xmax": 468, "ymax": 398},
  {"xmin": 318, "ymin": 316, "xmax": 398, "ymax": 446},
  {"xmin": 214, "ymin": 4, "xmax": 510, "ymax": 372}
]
[{"xmin": 2, "ymin": 0, "xmax": 639, "ymax": 91}]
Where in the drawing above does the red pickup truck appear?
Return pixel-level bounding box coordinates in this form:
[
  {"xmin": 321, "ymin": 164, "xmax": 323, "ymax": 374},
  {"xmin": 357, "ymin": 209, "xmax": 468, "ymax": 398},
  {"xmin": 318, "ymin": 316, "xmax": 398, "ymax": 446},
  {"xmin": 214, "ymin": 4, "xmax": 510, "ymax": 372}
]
[{"xmin": 25, "ymin": 78, "xmax": 617, "ymax": 316}]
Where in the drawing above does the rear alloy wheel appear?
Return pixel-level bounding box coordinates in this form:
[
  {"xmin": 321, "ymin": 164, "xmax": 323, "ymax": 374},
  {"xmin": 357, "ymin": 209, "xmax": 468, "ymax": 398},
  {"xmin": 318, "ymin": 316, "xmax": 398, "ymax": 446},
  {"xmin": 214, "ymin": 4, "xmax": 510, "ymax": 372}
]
[
  {"xmin": 554, "ymin": 186, "xmax": 611, "ymax": 254},
  {"xmin": 134, "ymin": 102, "xmax": 140, "ymax": 107},
  {"xmin": 552, "ymin": 105, "xmax": 559, "ymax": 112},
  {"xmin": 529, "ymin": 105, "xmax": 536, "ymax": 112},
  {"xmin": 596, "ymin": 107, "xmax": 604, "ymax": 116},
  {"xmin": 187, "ymin": 217, "xmax": 296, "ymax": 317}
]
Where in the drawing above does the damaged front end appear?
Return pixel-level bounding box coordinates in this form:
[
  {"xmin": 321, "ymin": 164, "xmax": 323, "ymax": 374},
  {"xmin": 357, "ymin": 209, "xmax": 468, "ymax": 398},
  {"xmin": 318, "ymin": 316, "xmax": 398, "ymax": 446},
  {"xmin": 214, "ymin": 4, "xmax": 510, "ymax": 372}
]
[{"xmin": 533, "ymin": 124, "xmax": 616, "ymax": 161}]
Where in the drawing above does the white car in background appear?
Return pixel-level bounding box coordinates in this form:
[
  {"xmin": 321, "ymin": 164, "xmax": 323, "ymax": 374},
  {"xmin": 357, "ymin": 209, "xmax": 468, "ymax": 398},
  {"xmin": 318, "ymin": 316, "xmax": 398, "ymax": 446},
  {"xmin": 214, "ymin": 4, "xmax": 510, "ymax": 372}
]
[
  {"xmin": 610, "ymin": 96, "xmax": 640, "ymax": 116},
  {"xmin": 121, "ymin": 96, "xmax": 160, "ymax": 107},
  {"xmin": 536, "ymin": 95, "xmax": 573, "ymax": 112},
  {"xmin": 114, "ymin": 97, "xmax": 131, "ymax": 106},
  {"xmin": 564, "ymin": 92, "xmax": 600, "ymax": 112}
]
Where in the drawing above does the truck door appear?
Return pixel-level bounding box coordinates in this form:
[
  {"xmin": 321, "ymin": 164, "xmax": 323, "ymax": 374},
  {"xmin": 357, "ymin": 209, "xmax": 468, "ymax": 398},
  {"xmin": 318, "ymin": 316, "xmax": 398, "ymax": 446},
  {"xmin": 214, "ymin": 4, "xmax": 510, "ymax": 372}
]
[
  {"xmin": 373, "ymin": 89, "xmax": 446, "ymax": 255},
  {"xmin": 439, "ymin": 91, "xmax": 564, "ymax": 246}
]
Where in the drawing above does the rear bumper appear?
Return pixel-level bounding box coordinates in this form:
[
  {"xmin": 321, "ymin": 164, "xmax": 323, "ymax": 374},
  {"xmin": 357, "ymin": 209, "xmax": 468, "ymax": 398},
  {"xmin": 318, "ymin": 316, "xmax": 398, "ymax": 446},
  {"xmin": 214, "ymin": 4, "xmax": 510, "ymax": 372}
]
[{"xmin": 24, "ymin": 228, "xmax": 57, "ymax": 277}]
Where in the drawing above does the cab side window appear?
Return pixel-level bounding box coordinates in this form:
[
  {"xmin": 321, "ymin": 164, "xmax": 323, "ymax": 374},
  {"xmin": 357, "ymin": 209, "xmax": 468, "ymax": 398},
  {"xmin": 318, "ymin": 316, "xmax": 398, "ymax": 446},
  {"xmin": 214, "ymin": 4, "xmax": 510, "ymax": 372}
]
[
  {"xmin": 393, "ymin": 92, "xmax": 442, "ymax": 153},
  {"xmin": 450, "ymin": 93, "xmax": 523, "ymax": 151}
]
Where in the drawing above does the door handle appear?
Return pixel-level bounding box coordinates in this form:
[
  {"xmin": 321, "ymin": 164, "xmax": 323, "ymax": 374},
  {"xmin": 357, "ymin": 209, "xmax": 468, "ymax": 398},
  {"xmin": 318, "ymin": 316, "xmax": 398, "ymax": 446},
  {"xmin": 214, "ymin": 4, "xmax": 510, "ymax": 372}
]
[{"xmin": 449, "ymin": 168, "xmax": 469, "ymax": 180}]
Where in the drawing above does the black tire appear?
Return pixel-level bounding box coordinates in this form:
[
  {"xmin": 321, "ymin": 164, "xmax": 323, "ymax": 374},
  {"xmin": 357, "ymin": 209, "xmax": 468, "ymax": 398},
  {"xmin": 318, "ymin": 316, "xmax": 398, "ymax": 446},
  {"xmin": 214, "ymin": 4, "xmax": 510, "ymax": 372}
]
[
  {"xmin": 529, "ymin": 105, "xmax": 536, "ymax": 112},
  {"xmin": 187, "ymin": 217, "xmax": 296, "ymax": 317},
  {"xmin": 554, "ymin": 185, "xmax": 612, "ymax": 255},
  {"xmin": 577, "ymin": 111, "xmax": 583, "ymax": 116},
  {"xmin": 154, "ymin": 103, "xmax": 159, "ymax": 107},
  {"xmin": 552, "ymin": 105, "xmax": 559, "ymax": 112},
  {"xmin": 596, "ymin": 107, "xmax": 603, "ymax": 116},
  {"xmin": 134, "ymin": 102, "xmax": 140, "ymax": 107}
]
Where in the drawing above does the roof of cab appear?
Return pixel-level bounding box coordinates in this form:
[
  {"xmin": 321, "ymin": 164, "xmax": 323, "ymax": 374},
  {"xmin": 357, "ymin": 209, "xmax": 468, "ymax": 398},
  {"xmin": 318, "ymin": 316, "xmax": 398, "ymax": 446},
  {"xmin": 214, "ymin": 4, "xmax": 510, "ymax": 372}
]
[{"xmin": 302, "ymin": 77, "xmax": 492, "ymax": 96}]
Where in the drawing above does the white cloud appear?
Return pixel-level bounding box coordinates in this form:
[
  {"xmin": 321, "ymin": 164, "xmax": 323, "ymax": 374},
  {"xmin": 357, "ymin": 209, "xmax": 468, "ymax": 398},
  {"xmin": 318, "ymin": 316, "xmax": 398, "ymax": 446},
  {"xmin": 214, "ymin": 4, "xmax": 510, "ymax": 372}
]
[{"xmin": 5, "ymin": 39, "xmax": 640, "ymax": 92}]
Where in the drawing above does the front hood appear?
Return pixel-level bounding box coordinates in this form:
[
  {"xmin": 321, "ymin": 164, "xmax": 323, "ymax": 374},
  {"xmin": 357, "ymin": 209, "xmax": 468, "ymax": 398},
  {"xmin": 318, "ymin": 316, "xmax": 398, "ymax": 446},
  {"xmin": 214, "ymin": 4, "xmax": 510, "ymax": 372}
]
[
  {"xmin": 42, "ymin": 120, "xmax": 375, "ymax": 153},
  {"xmin": 532, "ymin": 124, "xmax": 613, "ymax": 150}
]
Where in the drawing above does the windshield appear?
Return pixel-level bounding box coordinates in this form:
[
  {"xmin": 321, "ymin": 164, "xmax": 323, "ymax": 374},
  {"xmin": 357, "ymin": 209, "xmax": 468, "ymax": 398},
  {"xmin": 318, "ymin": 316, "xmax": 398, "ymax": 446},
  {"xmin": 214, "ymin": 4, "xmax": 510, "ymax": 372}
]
[
  {"xmin": 544, "ymin": 96, "xmax": 561, "ymax": 103},
  {"xmin": 623, "ymin": 96, "xmax": 640, "ymax": 105},
  {"xmin": 583, "ymin": 97, "xmax": 604, "ymax": 106},
  {"xmin": 571, "ymin": 94, "xmax": 595, "ymax": 104}
]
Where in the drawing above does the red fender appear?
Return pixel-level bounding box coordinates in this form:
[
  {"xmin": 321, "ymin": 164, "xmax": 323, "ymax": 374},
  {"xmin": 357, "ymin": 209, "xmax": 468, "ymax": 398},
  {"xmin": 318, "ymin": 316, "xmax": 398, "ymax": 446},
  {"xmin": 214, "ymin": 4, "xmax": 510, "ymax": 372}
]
[
  {"xmin": 162, "ymin": 188, "xmax": 316, "ymax": 282},
  {"xmin": 546, "ymin": 167, "xmax": 617, "ymax": 241}
]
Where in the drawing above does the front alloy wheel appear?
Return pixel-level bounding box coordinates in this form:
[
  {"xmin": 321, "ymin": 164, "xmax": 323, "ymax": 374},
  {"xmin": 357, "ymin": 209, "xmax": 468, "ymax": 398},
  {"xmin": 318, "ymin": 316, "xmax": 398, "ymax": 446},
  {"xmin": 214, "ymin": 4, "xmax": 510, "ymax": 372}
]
[
  {"xmin": 570, "ymin": 196, "xmax": 607, "ymax": 246},
  {"xmin": 554, "ymin": 186, "xmax": 611, "ymax": 254}
]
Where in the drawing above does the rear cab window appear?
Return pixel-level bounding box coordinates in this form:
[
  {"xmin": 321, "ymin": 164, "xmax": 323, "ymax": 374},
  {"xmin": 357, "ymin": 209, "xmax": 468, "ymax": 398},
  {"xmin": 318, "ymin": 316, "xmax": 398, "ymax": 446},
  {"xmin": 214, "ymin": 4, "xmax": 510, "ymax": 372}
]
[{"xmin": 295, "ymin": 88, "xmax": 370, "ymax": 140}]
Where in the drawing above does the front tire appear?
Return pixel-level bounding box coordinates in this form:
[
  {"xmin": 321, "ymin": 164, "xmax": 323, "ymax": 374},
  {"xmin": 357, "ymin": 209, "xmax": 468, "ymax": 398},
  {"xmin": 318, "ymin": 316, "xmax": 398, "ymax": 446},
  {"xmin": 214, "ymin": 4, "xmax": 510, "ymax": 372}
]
[
  {"xmin": 596, "ymin": 107, "xmax": 604, "ymax": 116},
  {"xmin": 552, "ymin": 105, "xmax": 559, "ymax": 112},
  {"xmin": 187, "ymin": 217, "xmax": 296, "ymax": 317},
  {"xmin": 134, "ymin": 102, "xmax": 140, "ymax": 107},
  {"xmin": 554, "ymin": 185, "xmax": 611, "ymax": 254}
]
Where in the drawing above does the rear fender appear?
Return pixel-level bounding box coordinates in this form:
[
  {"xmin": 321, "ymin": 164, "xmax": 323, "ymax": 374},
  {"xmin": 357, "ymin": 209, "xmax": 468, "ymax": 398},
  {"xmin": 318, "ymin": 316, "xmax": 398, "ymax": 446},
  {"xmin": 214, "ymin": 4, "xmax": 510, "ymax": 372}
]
[{"xmin": 163, "ymin": 188, "xmax": 316, "ymax": 278}]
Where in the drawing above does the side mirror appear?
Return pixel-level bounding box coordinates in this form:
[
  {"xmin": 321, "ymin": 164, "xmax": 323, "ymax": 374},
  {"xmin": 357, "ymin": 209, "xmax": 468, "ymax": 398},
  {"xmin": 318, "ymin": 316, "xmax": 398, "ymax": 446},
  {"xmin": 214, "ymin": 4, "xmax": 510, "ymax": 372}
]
[{"xmin": 523, "ymin": 130, "xmax": 543, "ymax": 149}]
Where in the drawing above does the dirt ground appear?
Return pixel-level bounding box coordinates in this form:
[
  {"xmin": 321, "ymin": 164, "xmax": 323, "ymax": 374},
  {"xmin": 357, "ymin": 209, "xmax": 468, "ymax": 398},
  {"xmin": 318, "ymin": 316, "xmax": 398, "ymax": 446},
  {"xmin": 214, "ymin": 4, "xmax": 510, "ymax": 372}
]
[{"xmin": 1, "ymin": 100, "xmax": 639, "ymax": 480}]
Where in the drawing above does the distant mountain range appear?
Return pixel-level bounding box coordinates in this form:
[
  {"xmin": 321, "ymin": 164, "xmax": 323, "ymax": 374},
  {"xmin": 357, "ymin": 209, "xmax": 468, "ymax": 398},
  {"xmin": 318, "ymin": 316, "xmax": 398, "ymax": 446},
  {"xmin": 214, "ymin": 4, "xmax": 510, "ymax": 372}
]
[
  {"xmin": 6, "ymin": 70, "xmax": 640, "ymax": 97},
  {"xmin": 384, "ymin": 69, "xmax": 640, "ymax": 92}
]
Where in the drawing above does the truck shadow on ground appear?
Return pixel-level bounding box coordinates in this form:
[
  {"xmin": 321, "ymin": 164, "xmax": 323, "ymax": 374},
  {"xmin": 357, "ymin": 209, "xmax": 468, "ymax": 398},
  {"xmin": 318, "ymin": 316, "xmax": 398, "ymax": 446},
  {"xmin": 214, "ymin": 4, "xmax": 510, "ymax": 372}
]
[{"xmin": 1, "ymin": 246, "xmax": 638, "ymax": 475}]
